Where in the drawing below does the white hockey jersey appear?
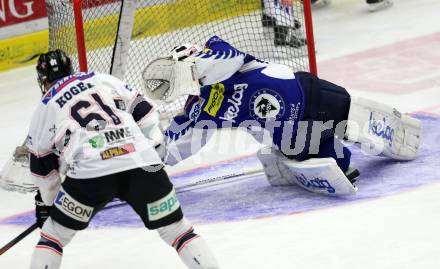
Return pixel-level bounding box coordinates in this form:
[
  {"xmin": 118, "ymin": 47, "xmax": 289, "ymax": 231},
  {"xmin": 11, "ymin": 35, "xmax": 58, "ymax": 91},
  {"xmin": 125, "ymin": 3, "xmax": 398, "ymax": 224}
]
[{"xmin": 27, "ymin": 72, "xmax": 162, "ymax": 205}]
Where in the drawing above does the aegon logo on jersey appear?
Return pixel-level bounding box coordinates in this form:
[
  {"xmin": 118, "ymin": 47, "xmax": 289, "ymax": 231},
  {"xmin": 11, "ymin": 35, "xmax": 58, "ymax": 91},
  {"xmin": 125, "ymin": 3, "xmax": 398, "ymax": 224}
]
[
  {"xmin": 55, "ymin": 189, "xmax": 94, "ymax": 222},
  {"xmin": 203, "ymin": 83, "xmax": 225, "ymax": 117},
  {"xmin": 249, "ymin": 89, "xmax": 285, "ymax": 122},
  {"xmin": 189, "ymin": 98, "xmax": 205, "ymax": 121},
  {"xmin": 147, "ymin": 188, "xmax": 180, "ymax": 221},
  {"xmin": 218, "ymin": 83, "xmax": 247, "ymax": 123},
  {"xmin": 100, "ymin": 143, "xmax": 135, "ymax": 160}
]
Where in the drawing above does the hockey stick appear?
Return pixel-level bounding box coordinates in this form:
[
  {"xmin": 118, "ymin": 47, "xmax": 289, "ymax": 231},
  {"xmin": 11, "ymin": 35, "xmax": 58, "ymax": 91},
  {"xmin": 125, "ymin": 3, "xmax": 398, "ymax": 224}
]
[
  {"xmin": 0, "ymin": 222, "xmax": 39, "ymax": 256},
  {"xmin": 175, "ymin": 167, "xmax": 263, "ymax": 193},
  {"xmin": 0, "ymin": 167, "xmax": 264, "ymax": 255},
  {"xmin": 104, "ymin": 166, "xmax": 264, "ymax": 210}
]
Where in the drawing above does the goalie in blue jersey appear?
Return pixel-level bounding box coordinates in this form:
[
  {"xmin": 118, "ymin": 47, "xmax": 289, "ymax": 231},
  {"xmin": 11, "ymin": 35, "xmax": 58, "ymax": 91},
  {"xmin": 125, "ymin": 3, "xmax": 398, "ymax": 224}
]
[{"xmin": 142, "ymin": 36, "xmax": 421, "ymax": 196}]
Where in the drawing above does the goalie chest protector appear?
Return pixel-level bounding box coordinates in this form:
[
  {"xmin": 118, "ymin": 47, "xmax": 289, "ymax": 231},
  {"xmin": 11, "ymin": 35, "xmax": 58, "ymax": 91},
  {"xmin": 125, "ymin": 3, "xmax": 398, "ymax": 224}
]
[{"xmin": 183, "ymin": 65, "xmax": 306, "ymax": 145}]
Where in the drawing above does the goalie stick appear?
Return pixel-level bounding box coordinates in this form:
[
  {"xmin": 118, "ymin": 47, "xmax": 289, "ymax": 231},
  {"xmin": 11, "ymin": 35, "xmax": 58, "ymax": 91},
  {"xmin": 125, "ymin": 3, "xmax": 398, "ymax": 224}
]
[
  {"xmin": 105, "ymin": 166, "xmax": 264, "ymax": 210},
  {"xmin": 0, "ymin": 166, "xmax": 264, "ymax": 255}
]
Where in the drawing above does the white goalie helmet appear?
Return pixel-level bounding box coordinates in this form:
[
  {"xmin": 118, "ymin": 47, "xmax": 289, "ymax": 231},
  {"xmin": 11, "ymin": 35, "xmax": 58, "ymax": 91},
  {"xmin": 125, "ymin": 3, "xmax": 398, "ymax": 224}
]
[{"xmin": 141, "ymin": 56, "xmax": 201, "ymax": 103}]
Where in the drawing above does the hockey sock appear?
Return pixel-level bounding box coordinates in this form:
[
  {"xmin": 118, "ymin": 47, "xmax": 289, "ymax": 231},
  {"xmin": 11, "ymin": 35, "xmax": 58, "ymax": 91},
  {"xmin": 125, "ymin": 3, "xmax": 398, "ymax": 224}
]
[
  {"xmin": 158, "ymin": 218, "xmax": 219, "ymax": 269},
  {"xmin": 30, "ymin": 218, "xmax": 76, "ymax": 269},
  {"xmin": 30, "ymin": 232, "xmax": 63, "ymax": 269}
]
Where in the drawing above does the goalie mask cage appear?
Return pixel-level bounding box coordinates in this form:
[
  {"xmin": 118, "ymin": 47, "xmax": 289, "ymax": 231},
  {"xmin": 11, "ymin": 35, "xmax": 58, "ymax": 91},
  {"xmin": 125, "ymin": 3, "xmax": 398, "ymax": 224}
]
[{"xmin": 45, "ymin": 0, "xmax": 317, "ymax": 120}]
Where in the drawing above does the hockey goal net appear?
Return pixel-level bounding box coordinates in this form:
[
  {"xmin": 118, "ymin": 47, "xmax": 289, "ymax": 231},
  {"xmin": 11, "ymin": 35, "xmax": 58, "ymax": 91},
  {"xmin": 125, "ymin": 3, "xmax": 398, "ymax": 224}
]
[{"xmin": 45, "ymin": 0, "xmax": 316, "ymax": 121}]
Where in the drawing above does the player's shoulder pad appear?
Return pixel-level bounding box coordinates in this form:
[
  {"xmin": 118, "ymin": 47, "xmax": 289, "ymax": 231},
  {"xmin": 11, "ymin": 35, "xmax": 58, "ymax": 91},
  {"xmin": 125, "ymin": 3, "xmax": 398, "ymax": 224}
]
[
  {"xmin": 41, "ymin": 72, "xmax": 95, "ymax": 105},
  {"xmin": 198, "ymin": 35, "xmax": 245, "ymax": 60},
  {"xmin": 261, "ymin": 63, "xmax": 295, "ymax": 79},
  {"xmin": 94, "ymin": 72, "xmax": 137, "ymax": 92}
]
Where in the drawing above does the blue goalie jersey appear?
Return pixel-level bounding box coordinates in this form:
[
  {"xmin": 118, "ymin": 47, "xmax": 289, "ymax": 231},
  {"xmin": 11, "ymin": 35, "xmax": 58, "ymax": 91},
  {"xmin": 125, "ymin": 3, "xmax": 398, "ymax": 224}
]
[{"xmin": 165, "ymin": 36, "xmax": 306, "ymax": 160}]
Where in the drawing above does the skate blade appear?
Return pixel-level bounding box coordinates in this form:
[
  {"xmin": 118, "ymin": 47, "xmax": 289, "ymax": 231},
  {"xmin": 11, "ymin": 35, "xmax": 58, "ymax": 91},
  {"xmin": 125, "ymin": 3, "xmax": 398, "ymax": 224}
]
[
  {"xmin": 312, "ymin": 0, "xmax": 332, "ymax": 9},
  {"xmin": 368, "ymin": 0, "xmax": 393, "ymax": 12}
]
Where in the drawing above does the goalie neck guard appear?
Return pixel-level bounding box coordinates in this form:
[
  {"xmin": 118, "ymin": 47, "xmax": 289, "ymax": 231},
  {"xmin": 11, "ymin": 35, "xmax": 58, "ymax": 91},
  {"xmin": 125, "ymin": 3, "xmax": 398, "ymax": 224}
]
[{"xmin": 141, "ymin": 57, "xmax": 200, "ymax": 103}]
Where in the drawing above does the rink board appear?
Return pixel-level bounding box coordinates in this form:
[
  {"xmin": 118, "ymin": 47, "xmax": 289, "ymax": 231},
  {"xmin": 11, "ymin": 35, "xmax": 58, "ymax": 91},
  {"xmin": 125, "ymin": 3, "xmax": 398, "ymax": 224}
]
[{"xmin": 1, "ymin": 115, "xmax": 439, "ymax": 227}]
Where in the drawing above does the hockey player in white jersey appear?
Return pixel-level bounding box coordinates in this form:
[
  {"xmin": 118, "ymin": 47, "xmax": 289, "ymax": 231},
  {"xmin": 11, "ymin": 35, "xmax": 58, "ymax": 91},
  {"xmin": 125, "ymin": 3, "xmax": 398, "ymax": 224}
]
[
  {"xmin": 261, "ymin": 0, "xmax": 307, "ymax": 48},
  {"xmin": 142, "ymin": 36, "xmax": 422, "ymax": 196},
  {"xmin": 28, "ymin": 50, "xmax": 219, "ymax": 269}
]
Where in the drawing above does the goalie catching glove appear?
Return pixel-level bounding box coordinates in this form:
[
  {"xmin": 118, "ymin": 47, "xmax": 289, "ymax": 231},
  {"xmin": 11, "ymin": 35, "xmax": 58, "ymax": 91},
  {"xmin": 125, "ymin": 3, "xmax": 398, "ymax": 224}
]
[{"xmin": 141, "ymin": 43, "xmax": 202, "ymax": 103}]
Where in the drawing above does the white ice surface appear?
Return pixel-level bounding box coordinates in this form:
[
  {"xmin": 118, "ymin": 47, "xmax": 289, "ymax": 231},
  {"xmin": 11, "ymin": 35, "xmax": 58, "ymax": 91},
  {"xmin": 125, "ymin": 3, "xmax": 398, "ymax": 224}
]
[{"xmin": 1, "ymin": 0, "xmax": 440, "ymax": 268}]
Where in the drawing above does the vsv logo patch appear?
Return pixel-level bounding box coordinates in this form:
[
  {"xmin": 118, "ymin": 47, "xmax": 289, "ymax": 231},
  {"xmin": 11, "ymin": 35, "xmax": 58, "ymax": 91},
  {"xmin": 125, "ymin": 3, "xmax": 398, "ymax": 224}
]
[
  {"xmin": 249, "ymin": 88, "xmax": 285, "ymax": 122},
  {"xmin": 294, "ymin": 174, "xmax": 336, "ymax": 194},
  {"xmin": 368, "ymin": 112, "xmax": 395, "ymax": 146}
]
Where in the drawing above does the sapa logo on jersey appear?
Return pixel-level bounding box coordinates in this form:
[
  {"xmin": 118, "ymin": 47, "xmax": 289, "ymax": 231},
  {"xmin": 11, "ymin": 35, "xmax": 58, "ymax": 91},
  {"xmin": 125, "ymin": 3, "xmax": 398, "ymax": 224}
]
[
  {"xmin": 368, "ymin": 112, "xmax": 394, "ymax": 146},
  {"xmin": 147, "ymin": 188, "xmax": 180, "ymax": 221},
  {"xmin": 55, "ymin": 189, "xmax": 94, "ymax": 222},
  {"xmin": 100, "ymin": 143, "xmax": 135, "ymax": 160},
  {"xmin": 203, "ymin": 83, "xmax": 225, "ymax": 117},
  {"xmin": 104, "ymin": 127, "xmax": 133, "ymax": 144},
  {"xmin": 294, "ymin": 174, "xmax": 336, "ymax": 194},
  {"xmin": 218, "ymin": 83, "xmax": 247, "ymax": 123}
]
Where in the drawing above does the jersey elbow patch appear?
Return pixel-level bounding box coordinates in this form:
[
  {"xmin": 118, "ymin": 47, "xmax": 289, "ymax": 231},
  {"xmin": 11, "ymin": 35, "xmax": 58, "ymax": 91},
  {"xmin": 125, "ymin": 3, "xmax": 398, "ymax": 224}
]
[
  {"xmin": 30, "ymin": 153, "xmax": 59, "ymax": 178},
  {"xmin": 131, "ymin": 96, "xmax": 154, "ymax": 122}
]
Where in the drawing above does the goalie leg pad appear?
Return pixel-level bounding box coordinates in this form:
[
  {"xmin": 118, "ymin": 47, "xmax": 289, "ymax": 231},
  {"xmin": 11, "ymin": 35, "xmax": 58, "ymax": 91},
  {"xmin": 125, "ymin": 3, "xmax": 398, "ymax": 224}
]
[
  {"xmin": 257, "ymin": 147, "xmax": 357, "ymax": 196},
  {"xmin": 345, "ymin": 97, "xmax": 422, "ymax": 160}
]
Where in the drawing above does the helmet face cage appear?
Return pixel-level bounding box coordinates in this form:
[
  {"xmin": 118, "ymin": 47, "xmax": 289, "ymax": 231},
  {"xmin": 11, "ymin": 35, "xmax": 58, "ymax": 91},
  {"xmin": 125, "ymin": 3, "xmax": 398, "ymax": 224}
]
[{"xmin": 36, "ymin": 49, "xmax": 73, "ymax": 94}]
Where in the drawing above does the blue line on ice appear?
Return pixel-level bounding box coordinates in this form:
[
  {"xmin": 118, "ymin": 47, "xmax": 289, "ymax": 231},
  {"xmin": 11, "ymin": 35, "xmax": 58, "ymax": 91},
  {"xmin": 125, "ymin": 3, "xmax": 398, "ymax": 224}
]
[{"xmin": 2, "ymin": 115, "xmax": 439, "ymax": 228}]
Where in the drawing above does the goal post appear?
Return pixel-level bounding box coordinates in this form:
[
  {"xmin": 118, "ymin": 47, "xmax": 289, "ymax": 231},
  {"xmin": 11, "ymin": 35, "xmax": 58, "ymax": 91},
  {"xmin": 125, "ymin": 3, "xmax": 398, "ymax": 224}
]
[{"xmin": 45, "ymin": 0, "xmax": 317, "ymax": 119}]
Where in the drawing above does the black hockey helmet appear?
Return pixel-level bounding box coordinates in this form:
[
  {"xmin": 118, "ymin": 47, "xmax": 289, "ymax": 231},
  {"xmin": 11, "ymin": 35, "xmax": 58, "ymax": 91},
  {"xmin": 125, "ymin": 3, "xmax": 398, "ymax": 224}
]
[{"xmin": 36, "ymin": 49, "xmax": 73, "ymax": 94}]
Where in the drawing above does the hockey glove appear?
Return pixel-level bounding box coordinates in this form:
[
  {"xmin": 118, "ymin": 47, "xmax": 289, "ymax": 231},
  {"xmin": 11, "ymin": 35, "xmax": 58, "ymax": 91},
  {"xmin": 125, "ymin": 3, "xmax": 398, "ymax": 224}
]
[{"xmin": 35, "ymin": 191, "xmax": 51, "ymax": 228}]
